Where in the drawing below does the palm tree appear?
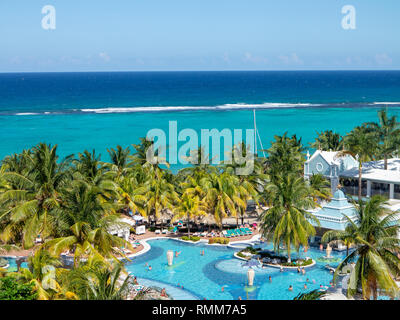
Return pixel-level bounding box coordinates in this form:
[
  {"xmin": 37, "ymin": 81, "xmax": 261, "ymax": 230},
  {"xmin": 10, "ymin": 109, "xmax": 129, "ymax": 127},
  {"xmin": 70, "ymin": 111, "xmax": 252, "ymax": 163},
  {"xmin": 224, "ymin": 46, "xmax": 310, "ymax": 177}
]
[
  {"xmin": 44, "ymin": 182, "xmax": 132, "ymax": 267},
  {"xmin": 64, "ymin": 260, "xmax": 130, "ymax": 300},
  {"xmin": 340, "ymin": 125, "xmax": 379, "ymax": 202},
  {"xmin": 174, "ymin": 193, "xmax": 207, "ymax": 237},
  {"xmin": 14, "ymin": 248, "xmax": 77, "ymax": 300},
  {"xmin": 142, "ymin": 168, "xmax": 179, "ymax": 228},
  {"xmin": 0, "ymin": 143, "xmax": 71, "ymax": 248},
  {"xmin": 308, "ymin": 173, "xmax": 332, "ymax": 202},
  {"xmin": 293, "ymin": 289, "xmax": 327, "ymax": 300},
  {"xmin": 260, "ymin": 174, "xmax": 319, "ymax": 262},
  {"xmin": 311, "ymin": 130, "xmax": 343, "ymax": 151},
  {"xmin": 323, "ymin": 196, "xmax": 400, "ymax": 300},
  {"xmin": 200, "ymin": 172, "xmax": 245, "ymax": 230},
  {"xmin": 106, "ymin": 145, "xmax": 133, "ymax": 178},
  {"xmin": 367, "ymin": 109, "xmax": 400, "ymax": 170},
  {"xmin": 266, "ymin": 133, "xmax": 305, "ymax": 179}
]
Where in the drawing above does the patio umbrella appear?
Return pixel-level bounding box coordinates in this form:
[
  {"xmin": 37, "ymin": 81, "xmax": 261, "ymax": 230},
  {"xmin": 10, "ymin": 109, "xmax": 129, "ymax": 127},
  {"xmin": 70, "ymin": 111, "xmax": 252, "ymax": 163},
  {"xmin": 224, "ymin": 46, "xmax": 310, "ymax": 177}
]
[{"xmin": 241, "ymin": 259, "xmax": 261, "ymax": 268}]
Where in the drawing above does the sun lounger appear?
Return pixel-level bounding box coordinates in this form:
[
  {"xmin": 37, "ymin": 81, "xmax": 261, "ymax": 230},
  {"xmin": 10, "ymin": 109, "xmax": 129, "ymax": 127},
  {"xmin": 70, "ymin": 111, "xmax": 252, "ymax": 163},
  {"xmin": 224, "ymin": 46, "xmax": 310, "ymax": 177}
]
[
  {"xmin": 200, "ymin": 232, "xmax": 207, "ymax": 237},
  {"xmin": 155, "ymin": 229, "xmax": 161, "ymax": 234},
  {"xmin": 162, "ymin": 229, "xmax": 168, "ymax": 234}
]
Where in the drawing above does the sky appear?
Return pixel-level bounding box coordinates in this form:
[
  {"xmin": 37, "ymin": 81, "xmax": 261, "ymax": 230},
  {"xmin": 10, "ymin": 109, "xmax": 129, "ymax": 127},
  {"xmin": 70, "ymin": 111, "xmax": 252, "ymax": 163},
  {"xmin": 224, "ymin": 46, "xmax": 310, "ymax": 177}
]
[{"xmin": 0, "ymin": 0, "xmax": 399, "ymax": 72}]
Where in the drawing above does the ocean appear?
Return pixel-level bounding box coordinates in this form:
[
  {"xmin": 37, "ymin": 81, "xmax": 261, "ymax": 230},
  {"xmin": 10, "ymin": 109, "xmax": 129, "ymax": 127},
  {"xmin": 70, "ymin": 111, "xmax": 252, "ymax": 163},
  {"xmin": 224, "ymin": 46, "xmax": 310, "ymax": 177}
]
[{"xmin": 1, "ymin": 71, "xmax": 400, "ymax": 171}]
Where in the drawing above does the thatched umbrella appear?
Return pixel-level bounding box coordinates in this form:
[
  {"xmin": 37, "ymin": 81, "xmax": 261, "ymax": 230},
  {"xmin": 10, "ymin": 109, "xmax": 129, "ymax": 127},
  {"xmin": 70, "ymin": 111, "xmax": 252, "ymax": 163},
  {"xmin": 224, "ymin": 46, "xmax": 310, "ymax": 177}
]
[{"xmin": 200, "ymin": 215, "xmax": 217, "ymax": 232}]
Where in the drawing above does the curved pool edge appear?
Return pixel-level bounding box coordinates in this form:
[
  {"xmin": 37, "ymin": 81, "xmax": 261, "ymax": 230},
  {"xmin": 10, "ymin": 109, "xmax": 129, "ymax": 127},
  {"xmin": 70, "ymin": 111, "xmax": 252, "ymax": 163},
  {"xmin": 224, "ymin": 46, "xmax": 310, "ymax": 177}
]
[
  {"xmin": 134, "ymin": 276, "xmax": 201, "ymax": 300},
  {"xmin": 125, "ymin": 234, "xmax": 261, "ymax": 260}
]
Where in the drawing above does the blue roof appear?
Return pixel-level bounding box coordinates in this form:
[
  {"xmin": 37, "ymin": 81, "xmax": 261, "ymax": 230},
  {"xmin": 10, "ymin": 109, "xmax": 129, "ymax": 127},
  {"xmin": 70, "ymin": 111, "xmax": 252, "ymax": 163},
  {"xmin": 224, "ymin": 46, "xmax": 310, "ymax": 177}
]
[{"xmin": 310, "ymin": 190, "xmax": 358, "ymax": 231}]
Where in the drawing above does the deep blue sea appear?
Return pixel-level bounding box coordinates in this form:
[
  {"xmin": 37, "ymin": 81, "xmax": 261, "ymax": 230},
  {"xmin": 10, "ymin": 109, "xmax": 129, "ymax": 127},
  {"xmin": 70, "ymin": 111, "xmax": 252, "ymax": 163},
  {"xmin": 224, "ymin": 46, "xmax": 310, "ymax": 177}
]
[{"xmin": 1, "ymin": 71, "xmax": 400, "ymax": 170}]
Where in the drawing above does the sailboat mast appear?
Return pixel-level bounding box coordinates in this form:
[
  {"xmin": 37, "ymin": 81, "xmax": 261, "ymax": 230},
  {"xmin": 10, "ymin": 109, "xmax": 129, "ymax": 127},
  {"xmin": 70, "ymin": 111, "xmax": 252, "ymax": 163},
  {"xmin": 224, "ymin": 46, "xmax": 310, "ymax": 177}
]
[{"xmin": 253, "ymin": 109, "xmax": 258, "ymax": 156}]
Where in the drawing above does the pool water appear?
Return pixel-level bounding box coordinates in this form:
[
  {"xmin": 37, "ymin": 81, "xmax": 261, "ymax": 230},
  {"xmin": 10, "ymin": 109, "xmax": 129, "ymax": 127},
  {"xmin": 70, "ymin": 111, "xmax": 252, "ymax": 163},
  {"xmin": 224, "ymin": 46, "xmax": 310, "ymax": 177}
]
[
  {"xmin": 125, "ymin": 239, "xmax": 347, "ymax": 300},
  {"xmin": 2, "ymin": 257, "xmax": 28, "ymax": 272}
]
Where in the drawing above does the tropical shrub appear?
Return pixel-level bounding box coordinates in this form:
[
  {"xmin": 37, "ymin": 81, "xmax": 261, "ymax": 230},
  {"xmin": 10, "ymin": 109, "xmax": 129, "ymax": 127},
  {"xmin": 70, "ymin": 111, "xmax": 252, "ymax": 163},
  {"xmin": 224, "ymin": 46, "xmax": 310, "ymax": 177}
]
[
  {"xmin": 0, "ymin": 276, "xmax": 37, "ymax": 300},
  {"xmin": 208, "ymin": 237, "xmax": 229, "ymax": 244},
  {"xmin": 181, "ymin": 236, "xmax": 200, "ymax": 242}
]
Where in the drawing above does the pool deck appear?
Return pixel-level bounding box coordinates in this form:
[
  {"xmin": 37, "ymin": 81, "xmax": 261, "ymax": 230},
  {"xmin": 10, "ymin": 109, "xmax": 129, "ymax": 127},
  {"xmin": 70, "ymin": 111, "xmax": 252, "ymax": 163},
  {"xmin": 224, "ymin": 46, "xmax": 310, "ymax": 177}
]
[{"xmin": 0, "ymin": 230, "xmax": 261, "ymax": 260}]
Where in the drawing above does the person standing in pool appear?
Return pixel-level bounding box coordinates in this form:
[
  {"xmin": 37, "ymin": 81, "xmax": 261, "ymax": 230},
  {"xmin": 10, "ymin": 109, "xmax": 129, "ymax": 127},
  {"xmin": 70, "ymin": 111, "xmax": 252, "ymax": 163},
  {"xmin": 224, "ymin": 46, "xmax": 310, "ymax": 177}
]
[
  {"xmin": 289, "ymin": 285, "xmax": 293, "ymax": 291},
  {"xmin": 269, "ymin": 276, "xmax": 272, "ymax": 282}
]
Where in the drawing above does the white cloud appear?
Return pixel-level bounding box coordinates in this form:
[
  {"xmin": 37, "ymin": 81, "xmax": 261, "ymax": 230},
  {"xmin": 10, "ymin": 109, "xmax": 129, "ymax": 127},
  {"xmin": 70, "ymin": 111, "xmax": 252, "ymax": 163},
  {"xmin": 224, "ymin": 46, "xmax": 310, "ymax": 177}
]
[
  {"xmin": 99, "ymin": 52, "xmax": 111, "ymax": 62},
  {"xmin": 278, "ymin": 53, "xmax": 303, "ymax": 65},
  {"xmin": 375, "ymin": 53, "xmax": 392, "ymax": 65},
  {"xmin": 243, "ymin": 52, "xmax": 268, "ymax": 64}
]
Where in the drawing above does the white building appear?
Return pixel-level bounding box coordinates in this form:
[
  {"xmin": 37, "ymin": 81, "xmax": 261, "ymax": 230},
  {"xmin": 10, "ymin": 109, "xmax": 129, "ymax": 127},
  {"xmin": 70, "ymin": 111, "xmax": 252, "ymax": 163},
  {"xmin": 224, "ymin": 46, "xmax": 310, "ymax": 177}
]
[{"xmin": 305, "ymin": 151, "xmax": 400, "ymax": 201}]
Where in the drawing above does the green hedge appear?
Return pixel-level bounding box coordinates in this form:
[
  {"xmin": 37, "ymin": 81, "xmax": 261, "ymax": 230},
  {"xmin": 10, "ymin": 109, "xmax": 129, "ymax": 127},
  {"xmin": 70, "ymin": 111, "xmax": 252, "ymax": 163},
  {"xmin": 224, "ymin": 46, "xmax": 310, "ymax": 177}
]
[
  {"xmin": 208, "ymin": 237, "xmax": 229, "ymax": 244},
  {"xmin": 181, "ymin": 236, "xmax": 200, "ymax": 242}
]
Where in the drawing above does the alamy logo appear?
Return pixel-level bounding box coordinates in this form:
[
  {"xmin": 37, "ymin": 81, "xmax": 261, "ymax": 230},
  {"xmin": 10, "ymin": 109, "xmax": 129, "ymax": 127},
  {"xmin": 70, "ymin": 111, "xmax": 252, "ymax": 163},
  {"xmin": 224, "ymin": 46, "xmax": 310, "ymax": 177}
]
[
  {"xmin": 145, "ymin": 121, "xmax": 255, "ymax": 175},
  {"xmin": 42, "ymin": 5, "xmax": 56, "ymax": 30},
  {"xmin": 342, "ymin": 5, "xmax": 356, "ymax": 30}
]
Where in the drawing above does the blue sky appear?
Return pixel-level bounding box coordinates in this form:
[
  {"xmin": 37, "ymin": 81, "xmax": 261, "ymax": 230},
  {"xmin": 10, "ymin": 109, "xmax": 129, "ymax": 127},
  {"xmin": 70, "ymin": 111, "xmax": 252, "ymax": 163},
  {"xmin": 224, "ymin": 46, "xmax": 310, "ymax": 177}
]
[{"xmin": 0, "ymin": 0, "xmax": 399, "ymax": 72}]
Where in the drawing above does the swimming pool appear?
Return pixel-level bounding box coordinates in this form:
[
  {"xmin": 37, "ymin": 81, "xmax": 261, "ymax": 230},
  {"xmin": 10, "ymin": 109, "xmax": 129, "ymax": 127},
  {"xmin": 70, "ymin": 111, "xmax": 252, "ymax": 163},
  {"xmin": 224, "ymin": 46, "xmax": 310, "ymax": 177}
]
[{"xmin": 125, "ymin": 238, "xmax": 347, "ymax": 300}]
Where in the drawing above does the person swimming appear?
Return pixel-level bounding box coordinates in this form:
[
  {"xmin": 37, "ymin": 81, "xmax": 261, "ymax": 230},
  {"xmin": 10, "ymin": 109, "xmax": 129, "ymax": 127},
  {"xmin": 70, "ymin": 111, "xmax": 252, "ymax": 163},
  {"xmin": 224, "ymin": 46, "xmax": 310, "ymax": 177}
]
[
  {"xmin": 280, "ymin": 266, "xmax": 284, "ymax": 272},
  {"xmin": 306, "ymin": 278, "xmax": 309, "ymax": 282},
  {"xmin": 304, "ymin": 284, "xmax": 307, "ymax": 289},
  {"xmin": 148, "ymin": 265, "xmax": 152, "ymax": 271},
  {"xmin": 269, "ymin": 276, "xmax": 272, "ymax": 282},
  {"xmin": 289, "ymin": 285, "xmax": 293, "ymax": 291},
  {"xmin": 221, "ymin": 286, "xmax": 225, "ymax": 292}
]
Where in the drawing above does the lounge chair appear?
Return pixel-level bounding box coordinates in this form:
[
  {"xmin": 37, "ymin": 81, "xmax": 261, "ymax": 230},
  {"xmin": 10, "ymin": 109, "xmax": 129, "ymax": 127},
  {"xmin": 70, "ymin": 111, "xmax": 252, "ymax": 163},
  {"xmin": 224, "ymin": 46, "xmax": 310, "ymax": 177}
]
[
  {"xmin": 244, "ymin": 227, "xmax": 253, "ymax": 234},
  {"xmin": 162, "ymin": 229, "xmax": 168, "ymax": 234},
  {"xmin": 222, "ymin": 230, "xmax": 229, "ymax": 238},
  {"xmin": 200, "ymin": 232, "xmax": 207, "ymax": 237},
  {"xmin": 155, "ymin": 229, "xmax": 161, "ymax": 234}
]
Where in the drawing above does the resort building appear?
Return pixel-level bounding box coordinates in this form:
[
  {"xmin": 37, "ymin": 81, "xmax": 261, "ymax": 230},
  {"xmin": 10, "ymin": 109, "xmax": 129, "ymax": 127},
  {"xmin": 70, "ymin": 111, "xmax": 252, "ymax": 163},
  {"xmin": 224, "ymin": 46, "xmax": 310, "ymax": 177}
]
[
  {"xmin": 308, "ymin": 189, "xmax": 358, "ymax": 249},
  {"xmin": 339, "ymin": 158, "xmax": 400, "ymax": 201},
  {"xmin": 304, "ymin": 150, "xmax": 358, "ymax": 194},
  {"xmin": 305, "ymin": 150, "xmax": 400, "ymax": 201}
]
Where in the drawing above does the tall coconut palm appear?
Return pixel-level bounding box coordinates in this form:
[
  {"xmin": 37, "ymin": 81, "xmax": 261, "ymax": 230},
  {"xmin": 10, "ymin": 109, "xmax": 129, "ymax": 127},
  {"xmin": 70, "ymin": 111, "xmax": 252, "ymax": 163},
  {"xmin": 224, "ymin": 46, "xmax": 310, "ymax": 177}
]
[
  {"xmin": 260, "ymin": 174, "xmax": 319, "ymax": 262},
  {"xmin": 174, "ymin": 193, "xmax": 207, "ymax": 237},
  {"xmin": 200, "ymin": 172, "xmax": 245, "ymax": 230},
  {"xmin": 311, "ymin": 130, "xmax": 343, "ymax": 151},
  {"xmin": 45, "ymin": 183, "xmax": 132, "ymax": 267},
  {"xmin": 266, "ymin": 133, "xmax": 305, "ymax": 179},
  {"xmin": 106, "ymin": 145, "xmax": 133, "ymax": 178},
  {"xmin": 367, "ymin": 109, "xmax": 400, "ymax": 170},
  {"xmin": 0, "ymin": 144, "xmax": 71, "ymax": 248},
  {"xmin": 64, "ymin": 260, "xmax": 131, "ymax": 300},
  {"xmin": 324, "ymin": 196, "xmax": 400, "ymax": 300},
  {"xmin": 340, "ymin": 125, "xmax": 379, "ymax": 202},
  {"xmin": 141, "ymin": 168, "xmax": 179, "ymax": 227}
]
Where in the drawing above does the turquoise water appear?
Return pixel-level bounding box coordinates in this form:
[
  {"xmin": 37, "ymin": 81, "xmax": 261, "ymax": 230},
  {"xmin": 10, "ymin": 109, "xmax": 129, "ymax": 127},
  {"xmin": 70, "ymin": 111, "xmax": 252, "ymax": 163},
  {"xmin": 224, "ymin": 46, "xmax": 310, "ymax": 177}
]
[
  {"xmin": 1, "ymin": 71, "xmax": 400, "ymax": 172},
  {"xmin": 2, "ymin": 107, "xmax": 398, "ymax": 172},
  {"xmin": 125, "ymin": 238, "xmax": 346, "ymax": 300}
]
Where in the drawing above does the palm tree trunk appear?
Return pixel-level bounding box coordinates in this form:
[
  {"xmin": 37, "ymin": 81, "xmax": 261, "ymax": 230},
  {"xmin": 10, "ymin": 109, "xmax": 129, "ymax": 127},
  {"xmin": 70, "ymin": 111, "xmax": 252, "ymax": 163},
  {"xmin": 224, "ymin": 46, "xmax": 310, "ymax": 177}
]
[
  {"xmin": 384, "ymin": 154, "xmax": 388, "ymax": 170},
  {"xmin": 287, "ymin": 239, "xmax": 291, "ymax": 263},
  {"xmin": 187, "ymin": 214, "xmax": 190, "ymax": 238},
  {"xmin": 358, "ymin": 164, "xmax": 362, "ymax": 202}
]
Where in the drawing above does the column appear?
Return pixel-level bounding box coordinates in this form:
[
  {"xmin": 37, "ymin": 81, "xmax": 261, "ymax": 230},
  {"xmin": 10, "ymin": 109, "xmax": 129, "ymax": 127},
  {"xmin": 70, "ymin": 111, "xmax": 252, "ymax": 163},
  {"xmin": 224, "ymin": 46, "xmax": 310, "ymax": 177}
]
[
  {"xmin": 367, "ymin": 180, "xmax": 372, "ymax": 198},
  {"xmin": 390, "ymin": 183, "xmax": 395, "ymax": 200}
]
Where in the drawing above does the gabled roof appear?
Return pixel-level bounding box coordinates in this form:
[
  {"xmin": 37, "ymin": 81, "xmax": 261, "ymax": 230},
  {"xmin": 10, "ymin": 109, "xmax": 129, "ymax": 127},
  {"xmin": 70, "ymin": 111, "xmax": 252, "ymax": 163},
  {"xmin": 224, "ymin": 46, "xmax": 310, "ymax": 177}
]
[{"xmin": 306, "ymin": 150, "xmax": 355, "ymax": 166}]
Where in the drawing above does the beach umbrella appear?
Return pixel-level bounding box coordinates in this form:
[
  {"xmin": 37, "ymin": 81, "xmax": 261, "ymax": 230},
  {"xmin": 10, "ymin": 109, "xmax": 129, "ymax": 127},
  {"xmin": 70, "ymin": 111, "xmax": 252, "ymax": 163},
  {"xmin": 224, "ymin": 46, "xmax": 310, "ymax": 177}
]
[{"xmin": 241, "ymin": 259, "xmax": 261, "ymax": 268}]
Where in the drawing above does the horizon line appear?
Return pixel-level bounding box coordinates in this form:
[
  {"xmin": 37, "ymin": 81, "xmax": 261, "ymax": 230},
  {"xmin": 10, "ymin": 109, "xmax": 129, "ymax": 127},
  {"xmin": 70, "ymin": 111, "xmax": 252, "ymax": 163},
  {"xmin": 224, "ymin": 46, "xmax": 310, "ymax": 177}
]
[{"xmin": 1, "ymin": 69, "xmax": 400, "ymax": 74}]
